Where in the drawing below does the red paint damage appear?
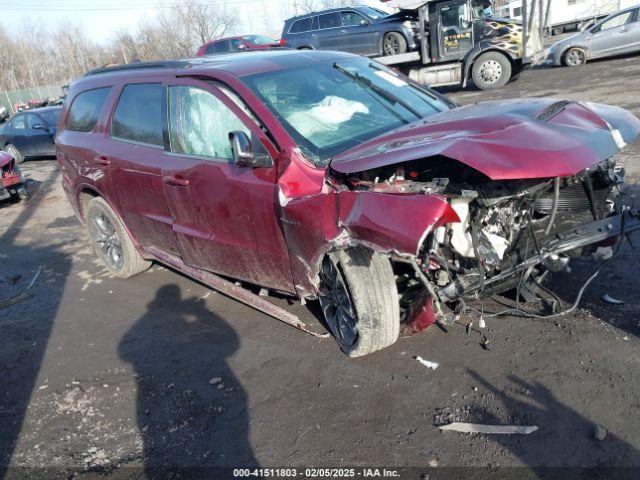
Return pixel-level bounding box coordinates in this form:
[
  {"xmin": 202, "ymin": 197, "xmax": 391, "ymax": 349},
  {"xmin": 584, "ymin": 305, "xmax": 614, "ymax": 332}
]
[
  {"xmin": 331, "ymin": 99, "xmax": 640, "ymax": 180},
  {"xmin": 1, "ymin": 152, "xmax": 21, "ymax": 189}
]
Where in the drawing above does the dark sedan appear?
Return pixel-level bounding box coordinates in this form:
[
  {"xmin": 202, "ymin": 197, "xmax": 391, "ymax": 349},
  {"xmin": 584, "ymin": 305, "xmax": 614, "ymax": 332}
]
[{"xmin": 0, "ymin": 106, "xmax": 61, "ymax": 163}]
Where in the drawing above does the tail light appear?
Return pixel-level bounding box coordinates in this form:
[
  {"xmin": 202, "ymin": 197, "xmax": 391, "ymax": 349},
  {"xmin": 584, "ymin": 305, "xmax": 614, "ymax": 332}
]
[{"xmin": 279, "ymin": 38, "xmax": 286, "ymax": 46}]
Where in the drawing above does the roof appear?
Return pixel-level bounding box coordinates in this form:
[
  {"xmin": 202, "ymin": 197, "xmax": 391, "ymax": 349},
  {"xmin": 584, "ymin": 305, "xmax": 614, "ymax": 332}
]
[
  {"xmin": 284, "ymin": 4, "xmax": 371, "ymax": 22},
  {"xmin": 81, "ymin": 49, "xmax": 358, "ymax": 81}
]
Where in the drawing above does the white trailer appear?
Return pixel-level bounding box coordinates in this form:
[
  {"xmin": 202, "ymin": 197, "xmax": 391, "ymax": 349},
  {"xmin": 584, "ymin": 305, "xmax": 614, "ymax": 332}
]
[{"xmin": 500, "ymin": 0, "xmax": 640, "ymax": 35}]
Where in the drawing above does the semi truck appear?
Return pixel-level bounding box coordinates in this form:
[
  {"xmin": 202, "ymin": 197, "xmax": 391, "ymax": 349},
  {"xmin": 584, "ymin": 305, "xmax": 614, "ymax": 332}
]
[{"xmin": 375, "ymin": 0, "xmax": 544, "ymax": 90}]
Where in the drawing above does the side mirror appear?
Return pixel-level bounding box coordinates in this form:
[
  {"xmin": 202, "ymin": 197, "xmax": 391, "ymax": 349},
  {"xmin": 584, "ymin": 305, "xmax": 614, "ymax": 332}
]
[
  {"xmin": 229, "ymin": 131, "xmax": 270, "ymax": 167},
  {"xmin": 32, "ymin": 123, "xmax": 49, "ymax": 132},
  {"xmin": 360, "ymin": 19, "xmax": 370, "ymax": 26}
]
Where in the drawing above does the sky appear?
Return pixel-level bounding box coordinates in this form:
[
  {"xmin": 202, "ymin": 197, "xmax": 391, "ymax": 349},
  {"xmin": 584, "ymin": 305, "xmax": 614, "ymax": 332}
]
[{"xmin": 1, "ymin": 0, "xmax": 391, "ymax": 44}]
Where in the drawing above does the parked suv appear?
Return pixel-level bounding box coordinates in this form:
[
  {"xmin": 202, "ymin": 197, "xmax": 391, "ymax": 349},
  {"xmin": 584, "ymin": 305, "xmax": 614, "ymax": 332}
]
[
  {"xmin": 58, "ymin": 51, "xmax": 640, "ymax": 357},
  {"xmin": 281, "ymin": 6, "xmax": 419, "ymax": 56}
]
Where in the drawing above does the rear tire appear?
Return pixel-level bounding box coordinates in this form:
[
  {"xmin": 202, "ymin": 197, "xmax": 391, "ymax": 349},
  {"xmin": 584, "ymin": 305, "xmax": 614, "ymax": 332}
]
[
  {"xmin": 86, "ymin": 197, "xmax": 150, "ymax": 278},
  {"xmin": 563, "ymin": 47, "xmax": 586, "ymax": 67},
  {"xmin": 382, "ymin": 32, "xmax": 407, "ymax": 56},
  {"xmin": 472, "ymin": 51, "xmax": 512, "ymax": 90},
  {"xmin": 319, "ymin": 248, "xmax": 400, "ymax": 357},
  {"xmin": 5, "ymin": 144, "xmax": 24, "ymax": 164}
]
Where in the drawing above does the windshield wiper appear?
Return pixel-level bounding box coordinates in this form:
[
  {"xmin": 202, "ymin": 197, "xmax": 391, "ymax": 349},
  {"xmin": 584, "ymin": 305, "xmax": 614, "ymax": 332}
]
[{"xmin": 333, "ymin": 62, "xmax": 422, "ymax": 119}]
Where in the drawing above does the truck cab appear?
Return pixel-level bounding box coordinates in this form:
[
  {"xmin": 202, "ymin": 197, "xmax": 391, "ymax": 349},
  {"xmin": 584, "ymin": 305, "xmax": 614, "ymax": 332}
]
[{"xmin": 377, "ymin": 0, "xmax": 543, "ymax": 90}]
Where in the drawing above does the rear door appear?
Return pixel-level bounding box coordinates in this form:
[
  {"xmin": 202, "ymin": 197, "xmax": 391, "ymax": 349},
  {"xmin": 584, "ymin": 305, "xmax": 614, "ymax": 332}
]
[
  {"xmin": 316, "ymin": 12, "xmax": 344, "ymax": 50},
  {"xmin": 588, "ymin": 9, "xmax": 636, "ymax": 57},
  {"xmin": 161, "ymin": 78, "xmax": 295, "ymax": 292},
  {"xmin": 94, "ymin": 82, "xmax": 180, "ymax": 255}
]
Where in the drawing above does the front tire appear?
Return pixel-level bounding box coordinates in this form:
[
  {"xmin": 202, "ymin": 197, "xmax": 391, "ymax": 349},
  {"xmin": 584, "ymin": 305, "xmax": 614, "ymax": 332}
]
[
  {"xmin": 86, "ymin": 197, "xmax": 150, "ymax": 278},
  {"xmin": 382, "ymin": 32, "xmax": 407, "ymax": 56},
  {"xmin": 319, "ymin": 248, "xmax": 400, "ymax": 357},
  {"xmin": 5, "ymin": 144, "xmax": 24, "ymax": 164},
  {"xmin": 563, "ymin": 48, "xmax": 586, "ymax": 67},
  {"xmin": 472, "ymin": 52, "xmax": 512, "ymax": 90}
]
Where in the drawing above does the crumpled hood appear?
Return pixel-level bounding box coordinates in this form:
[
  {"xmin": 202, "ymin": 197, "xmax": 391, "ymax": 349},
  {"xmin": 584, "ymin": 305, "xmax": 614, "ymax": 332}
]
[{"xmin": 331, "ymin": 99, "xmax": 640, "ymax": 180}]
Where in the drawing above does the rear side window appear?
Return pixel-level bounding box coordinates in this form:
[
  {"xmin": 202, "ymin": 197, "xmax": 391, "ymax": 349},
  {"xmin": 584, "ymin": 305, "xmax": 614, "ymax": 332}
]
[
  {"xmin": 213, "ymin": 40, "xmax": 230, "ymax": 54},
  {"xmin": 111, "ymin": 83, "xmax": 164, "ymax": 147},
  {"xmin": 290, "ymin": 17, "xmax": 312, "ymax": 33},
  {"xmin": 66, "ymin": 87, "xmax": 111, "ymax": 132},
  {"xmin": 319, "ymin": 13, "xmax": 340, "ymax": 29}
]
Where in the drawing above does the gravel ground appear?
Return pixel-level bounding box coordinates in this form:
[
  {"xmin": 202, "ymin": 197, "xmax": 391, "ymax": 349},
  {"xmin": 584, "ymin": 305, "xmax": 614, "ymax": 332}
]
[{"xmin": 1, "ymin": 54, "xmax": 640, "ymax": 479}]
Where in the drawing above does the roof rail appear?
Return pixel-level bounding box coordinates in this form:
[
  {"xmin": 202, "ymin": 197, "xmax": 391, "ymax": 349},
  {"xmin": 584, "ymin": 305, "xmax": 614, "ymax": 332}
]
[{"xmin": 84, "ymin": 60, "xmax": 191, "ymax": 77}]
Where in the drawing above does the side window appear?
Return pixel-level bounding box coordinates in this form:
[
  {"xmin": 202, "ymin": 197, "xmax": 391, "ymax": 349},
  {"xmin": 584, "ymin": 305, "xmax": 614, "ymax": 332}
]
[
  {"xmin": 600, "ymin": 11, "xmax": 633, "ymax": 30},
  {"xmin": 66, "ymin": 87, "xmax": 111, "ymax": 132},
  {"xmin": 12, "ymin": 115, "xmax": 26, "ymax": 131},
  {"xmin": 168, "ymin": 86, "xmax": 250, "ymax": 160},
  {"xmin": 26, "ymin": 114, "xmax": 41, "ymax": 129},
  {"xmin": 229, "ymin": 39, "xmax": 245, "ymax": 52},
  {"xmin": 318, "ymin": 13, "xmax": 340, "ymax": 29},
  {"xmin": 111, "ymin": 83, "xmax": 163, "ymax": 147},
  {"xmin": 341, "ymin": 11, "xmax": 366, "ymax": 27},
  {"xmin": 205, "ymin": 43, "xmax": 217, "ymax": 55},
  {"xmin": 213, "ymin": 40, "xmax": 231, "ymax": 53},
  {"xmin": 290, "ymin": 17, "xmax": 312, "ymax": 33}
]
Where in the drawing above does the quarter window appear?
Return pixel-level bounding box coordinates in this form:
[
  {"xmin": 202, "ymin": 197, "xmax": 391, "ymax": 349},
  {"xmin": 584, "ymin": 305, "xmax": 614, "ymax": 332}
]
[
  {"xmin": 66, "ymin": 87, "xmax": 111, "ymax": 132},
  {"xmin": 168, "ymin": 86, "xmax": 250, "ymax": 160},
  {"xmin": 111, "ymin": 83, "xmax": 164, "ymax": 147},
  {"xmin": 290, "ymin": 17, "xmax": 312, "ymax": 33},
  {"xmin": 318, "ymin": 13, "xmax": 340, "ymax": 29}
]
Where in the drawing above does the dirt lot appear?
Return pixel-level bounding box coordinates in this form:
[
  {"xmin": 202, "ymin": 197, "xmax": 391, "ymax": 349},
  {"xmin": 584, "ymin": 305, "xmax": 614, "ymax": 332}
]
[{"xmin": 1, "ymin": 55, "xmax": 640, "ymax": 479}]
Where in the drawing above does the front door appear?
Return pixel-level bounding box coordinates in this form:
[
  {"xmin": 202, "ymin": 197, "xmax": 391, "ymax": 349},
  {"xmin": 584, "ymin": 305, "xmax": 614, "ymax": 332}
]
[
  {"xmin": 8, "ymin": 114, "xmax": 32, "ymax": 155},
  {"xmin": 26, "ymin": 113, "xmax": 54, "ymax": 155},
  {"xmin": 161, "ymin": 79, "xmax": 295, "ymax": 293},
  {"xmin": 437, "ymin": 0, "xmax": 473, "ymax": 60},
  {"xmin": 96, "ymin": 82, "xmax": 180, "ymax": 255},
  {"xmin": 316, "ymin": 12, "xmax": 345, "ymax": 51},
  {"xmin": 588, "ymin": 9, "xmax": 636, "ymax": 58},
  {"xmin": 339, "ymin": 10, "xmax": 378, "ymax": 55}
]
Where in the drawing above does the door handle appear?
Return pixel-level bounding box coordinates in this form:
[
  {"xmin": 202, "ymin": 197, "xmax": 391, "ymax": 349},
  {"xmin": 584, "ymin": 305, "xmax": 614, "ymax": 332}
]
[
  {"xmin": 164, "ymin": 175, "xmax": 190, "ymax": 187},
  {"xmin": 95, "ymin": 155, "xmax": 111, "ymax": 166}
]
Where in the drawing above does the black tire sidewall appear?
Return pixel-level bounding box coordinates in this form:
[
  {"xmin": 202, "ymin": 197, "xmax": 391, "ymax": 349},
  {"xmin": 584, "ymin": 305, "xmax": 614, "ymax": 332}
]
[{"xmin": 472, "ymin": 52, "xmax": 512, "ymax": 90}]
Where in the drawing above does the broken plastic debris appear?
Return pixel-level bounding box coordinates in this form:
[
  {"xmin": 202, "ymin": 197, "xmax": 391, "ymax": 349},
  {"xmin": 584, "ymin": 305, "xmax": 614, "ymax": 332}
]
[
  {"xmin": 414, "ymin": 356, "xmax": 439, "ymax": 369},
  {"xmin": 438, "ymin": 422, "xmax": 538, "ymax": 434},
  {"xmin": 602, "ymin": 293, "xmax": 624, "ymax": 305},
  {"xmin": 478, "ymin": 317, "xmax": 486, "ymax": 329}
]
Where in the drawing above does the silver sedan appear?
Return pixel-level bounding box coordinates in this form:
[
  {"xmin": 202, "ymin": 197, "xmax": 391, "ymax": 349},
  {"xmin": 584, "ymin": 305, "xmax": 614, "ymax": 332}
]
[{"xmin": 549, "ymin": 5, "xmax": 640, "ymax": 67}]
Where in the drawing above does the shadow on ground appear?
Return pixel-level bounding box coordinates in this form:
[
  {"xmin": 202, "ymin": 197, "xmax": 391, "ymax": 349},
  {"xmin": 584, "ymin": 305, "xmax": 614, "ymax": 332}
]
[
  {"xmin": 118, "ymin": 284, "xmax": 258, "ymax": 473},
  {"xmin": 0, "ymin": 170, "xmax": 71, "ymax": 477}
]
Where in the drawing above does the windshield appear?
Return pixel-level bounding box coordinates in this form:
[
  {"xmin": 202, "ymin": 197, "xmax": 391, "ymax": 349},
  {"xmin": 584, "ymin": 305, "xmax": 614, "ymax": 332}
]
[
  {"xmin": 242, "ymin": 35, "xmax": 277, "ymax": 45},
  {"xmin": 358, "ymin": 6, "xmax": 388, "ymax": 20},
  {"xmin": 473, "ymin": 6, "xmax": 493, "ymax": 19},
  {"xmin": 39, "ymin": 109, "xmax": 61, "ymax": 127},
  {"xmin": 242, "ymin": 58, "xmax": 451, "ymax": 166}
]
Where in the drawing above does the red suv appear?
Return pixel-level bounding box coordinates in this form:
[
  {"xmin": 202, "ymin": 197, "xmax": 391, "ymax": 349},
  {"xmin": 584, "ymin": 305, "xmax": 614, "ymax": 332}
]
[
  {"xmin": 57, "ymin": 51, "xmax": 640, "ymax": 357},
  {"xmin": 196, "ymin": 35, "xmax": 280, "ymax": 56}
]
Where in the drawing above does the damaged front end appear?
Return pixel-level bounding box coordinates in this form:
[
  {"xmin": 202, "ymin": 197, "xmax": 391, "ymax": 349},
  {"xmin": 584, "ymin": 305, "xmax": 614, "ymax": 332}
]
[
  {"xmin": 329, "ymin": 154, "xmax": 639, "ymax": 332},
  {"xmin": 325, "ymin": 99, "xmax": 640, "ymax": 332}
]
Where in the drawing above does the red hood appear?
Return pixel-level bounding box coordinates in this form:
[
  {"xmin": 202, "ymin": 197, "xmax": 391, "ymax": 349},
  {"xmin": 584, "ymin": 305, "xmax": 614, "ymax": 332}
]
[{"xmin": 331, "ymin": 99, "xmax": 640, "ymax": 180}]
